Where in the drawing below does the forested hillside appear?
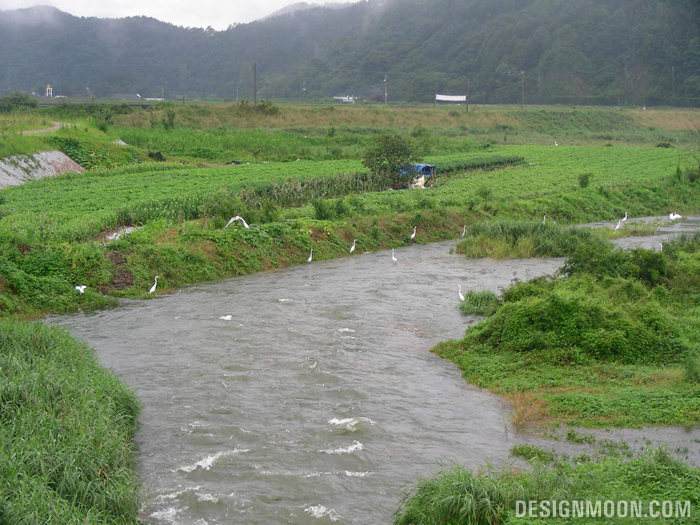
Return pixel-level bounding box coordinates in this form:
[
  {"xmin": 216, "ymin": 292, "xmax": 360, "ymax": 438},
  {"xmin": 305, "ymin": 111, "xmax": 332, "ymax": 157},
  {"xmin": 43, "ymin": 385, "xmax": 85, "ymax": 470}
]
[{"xmin": 1, "ymin": 0, "xmax": 698, "ymax": 104}]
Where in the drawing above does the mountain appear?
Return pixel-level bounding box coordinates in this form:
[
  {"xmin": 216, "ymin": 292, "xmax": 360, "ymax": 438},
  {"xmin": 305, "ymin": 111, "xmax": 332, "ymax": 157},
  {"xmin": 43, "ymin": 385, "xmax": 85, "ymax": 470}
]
[{"xmin": 0, "ymin": 0, "xmax": 698, "ymax": 104}]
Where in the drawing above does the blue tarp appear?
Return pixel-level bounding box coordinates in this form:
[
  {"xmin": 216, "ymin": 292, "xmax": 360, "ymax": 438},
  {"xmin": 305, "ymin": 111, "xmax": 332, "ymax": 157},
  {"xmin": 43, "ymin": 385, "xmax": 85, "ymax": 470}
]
[{"xmin": 398, "ymin": 164, "xmax": 435, "ymax": 177}]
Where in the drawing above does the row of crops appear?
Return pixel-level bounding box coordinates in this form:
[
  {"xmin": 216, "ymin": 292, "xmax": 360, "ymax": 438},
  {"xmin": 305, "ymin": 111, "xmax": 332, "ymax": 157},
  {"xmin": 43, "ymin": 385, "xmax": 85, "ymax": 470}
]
[{"xmin": 0, "ymin": 146, "xmax": 691, "ymax": 244}]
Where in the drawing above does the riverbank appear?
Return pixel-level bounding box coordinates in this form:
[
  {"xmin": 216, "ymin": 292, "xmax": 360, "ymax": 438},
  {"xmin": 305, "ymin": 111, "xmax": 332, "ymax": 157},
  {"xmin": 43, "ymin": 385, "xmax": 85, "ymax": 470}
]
[
  {"xmin": 437, "ymin": 225, "xmax": 700, "ymax": 430},
  {"xmin": 0, "ymin": 318, "xmax": 141, "ymax": 523}
]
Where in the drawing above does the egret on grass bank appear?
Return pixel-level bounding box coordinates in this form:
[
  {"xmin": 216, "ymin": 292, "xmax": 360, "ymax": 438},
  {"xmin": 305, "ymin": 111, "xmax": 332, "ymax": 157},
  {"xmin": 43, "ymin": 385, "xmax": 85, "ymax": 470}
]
[
  {"xmin": 307, "ymin": 249, "xmax": 313, "ymax": 263},
  {"xmin": 75, "ymin": 285, "xmax": 86, "ymax": 294},
  {"xmin": 225, "ymin": 216, "xmax": 249, "ymax": 229},
  {"xmin": 410, "ymin": 226, "xmax": 417, "ymax": 241},
  {"xmin": 350, "ymin": 240, "xmax": 356, "ymax": 254},
  {"xmin": 149, "ymin": 276, "xmax": 158, "ymax": 294}
]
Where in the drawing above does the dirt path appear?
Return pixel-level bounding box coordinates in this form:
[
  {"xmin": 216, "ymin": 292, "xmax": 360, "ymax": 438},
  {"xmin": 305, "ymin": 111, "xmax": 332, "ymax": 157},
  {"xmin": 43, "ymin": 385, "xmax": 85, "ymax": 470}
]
[{"xmin": 20, "ymin": 121, "xmax": 66, "ymax": 135}]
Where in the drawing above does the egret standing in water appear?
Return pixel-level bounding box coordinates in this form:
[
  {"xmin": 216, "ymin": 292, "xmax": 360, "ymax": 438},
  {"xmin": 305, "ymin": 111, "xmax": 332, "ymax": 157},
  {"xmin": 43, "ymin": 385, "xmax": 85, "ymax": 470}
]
[
  {"xmin": 75, "ymin": 285, "xmax": 86, "ymax": 294},
  {"xmin": 614, "ymin": 219, "xmax": 623, "ymax": 231},
  {"xmin": 621, "ymin": 212, "xmax": 628, "ymax": 224},
  {"xmin": 350, "ymin": 240, "xmax": 356, "ymax": 254},
  {"xmin": 669, "ymin": 212, "xmax": 682, "ymax": 220},
  {"xmin": 410, "ymin": 226, "xmax": 417, "ymax": 241},
  {"xmin": 307, "ymin": 249, "xmax": 313, "ymax": 263},
  {"xmin": 225, "ymin": 216, "xmax": 249, "ymax": 229},
  {"xmin": 391, "ymin": 249, "xmax": 397, "ymax": 265},
  {"xmin": 458, "ymin": 285, "xmax": 465, "ymax": 302},
  {"xmin": 149, "ymin": 276, "xmax": 158, "ymax": 294}
]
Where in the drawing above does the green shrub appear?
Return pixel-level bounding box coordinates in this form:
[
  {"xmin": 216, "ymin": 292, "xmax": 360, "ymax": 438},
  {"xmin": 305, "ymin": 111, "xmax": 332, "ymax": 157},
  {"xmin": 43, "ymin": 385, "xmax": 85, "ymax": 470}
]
[{"xmin": 459, "ymin": 289, "xmax": 501, "ymax": 316}]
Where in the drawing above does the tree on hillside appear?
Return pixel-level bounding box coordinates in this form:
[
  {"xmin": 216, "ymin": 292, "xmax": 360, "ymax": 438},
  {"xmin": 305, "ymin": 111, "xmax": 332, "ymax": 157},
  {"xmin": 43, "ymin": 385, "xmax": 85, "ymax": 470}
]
[{"xmin": 362, "ymin": 134, "xmax": 418, "ymax": 189}]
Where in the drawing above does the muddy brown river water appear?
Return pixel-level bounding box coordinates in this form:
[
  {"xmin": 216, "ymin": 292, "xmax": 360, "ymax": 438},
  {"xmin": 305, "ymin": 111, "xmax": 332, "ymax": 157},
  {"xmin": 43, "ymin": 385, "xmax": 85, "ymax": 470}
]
[{"xmin": 50, "ymin": 216, "xmax": 700, "ymax": 524}]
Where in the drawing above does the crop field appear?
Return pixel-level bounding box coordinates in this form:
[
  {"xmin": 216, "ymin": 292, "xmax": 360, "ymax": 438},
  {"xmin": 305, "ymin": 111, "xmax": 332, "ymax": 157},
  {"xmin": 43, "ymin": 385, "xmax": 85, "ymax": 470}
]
[
  {"xmin": 284, "ymin": 145, "xmax": 697, "ymax": 220},
  {"xmin": 1, "ymin": 144, "xmax": 695, "ymax": 245}
]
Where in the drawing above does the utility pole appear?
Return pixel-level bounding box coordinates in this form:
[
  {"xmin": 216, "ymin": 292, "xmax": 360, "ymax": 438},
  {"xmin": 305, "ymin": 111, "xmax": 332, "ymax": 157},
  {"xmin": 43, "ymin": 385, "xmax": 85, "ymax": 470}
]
[
  {"xmin": 253, "ymin": 62, "xmax": 257, "ymax": 103},
  {"xmin": 265, "ymin": 82, "xmax": 268, "ymax": 102},
  {"xmin": 466, "ymin": 77, "xmax": 470, "ymax": 113},
  {"xmin": 384, "ymin": 73, "xmax": 387, "ymax": 105},
  {"xmin": 617, "ymin": 88, "xmax": 621, "ymax": 109},
  {"xmin": 520, "ymin": 71, "xmax": 525, "ymax": 108},
  {"xmin": 671, "ymin": 65, "xmax": 676, "ymax": 98}
]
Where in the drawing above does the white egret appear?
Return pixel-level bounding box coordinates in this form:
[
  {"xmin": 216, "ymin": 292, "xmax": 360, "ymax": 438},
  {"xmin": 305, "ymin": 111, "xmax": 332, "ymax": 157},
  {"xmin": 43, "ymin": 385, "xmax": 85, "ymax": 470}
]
[
  {"xmin": 658, "ymin": 242, "xmax": 663, "ymax": 252},
  {"xmin": 410, "ymin": 225, "xmax": 417, "ymax": 241},
  {"xmin": 75, "ymin": 285, "xmax": 86, "ymax": 294},
  {"xmin": 541, "ymin": 214, "xmax": 547, "ymax": 225},
  {"xmin": 307, "ymin": 249, "xmax": 313, "ymax": 263},
  {"xmin": 669, "ymin": 212, "xmax": 682, "ymax": 220},
  {"xmin": 614, "ymin": 219, "xmax": 622, "ymax": 231},
  {"xmin": 350, "ymin": 239, "xmax": 356, "ymax": 254},
  {"xmin": 621, "ymin": 212, "xmax": 628, "ymax": 223},
  {"xmin": 225, "ymin": 216, "xmax": 249, "ymax": 229},
  {"xmin": 149, "ymin": 276, "xmax": 158, "ymax": 294},
  {"xmin": 220, "ymin": 315, "xmax": 232, "ymax": 321},
  {"xmin": 391, "ymin": 249, "xmax": 397, "ymax": 265},
  {"xmin": 554, "ymin": 141, "xmax": 559, "ymax": 146},
  {"xmin": 458, "ymin": 285, "xmax": 465, "ymax": 302},
  {"xmin": 461, "ymin": 225, "xmax": 466, "ymax": 238}
]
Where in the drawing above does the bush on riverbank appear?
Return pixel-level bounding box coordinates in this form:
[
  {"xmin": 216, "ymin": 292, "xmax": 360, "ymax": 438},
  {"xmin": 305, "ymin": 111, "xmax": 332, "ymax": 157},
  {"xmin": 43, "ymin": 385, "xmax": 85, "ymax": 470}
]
[
  {"xmin": 393, "ymin": 446, "xmax": 700, "ymax": 525},
  {"xmin": 456, "ymin": 221, "xmax": 611, "ymax": 258},
  {"xmin": 0, "ymin": 319, "xmax": 141, "ymax": 523},
  {"xmin": 437, "ymin": 234, "xmax": 700, "ymax": 427}
]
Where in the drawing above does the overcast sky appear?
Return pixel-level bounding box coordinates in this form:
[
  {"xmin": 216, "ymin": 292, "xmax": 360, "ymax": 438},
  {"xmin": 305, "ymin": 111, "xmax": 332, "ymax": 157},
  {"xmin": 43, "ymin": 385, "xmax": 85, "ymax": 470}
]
[{"xmin": 0, "ymin": 1, "xmax": 354, "ymax": 30}]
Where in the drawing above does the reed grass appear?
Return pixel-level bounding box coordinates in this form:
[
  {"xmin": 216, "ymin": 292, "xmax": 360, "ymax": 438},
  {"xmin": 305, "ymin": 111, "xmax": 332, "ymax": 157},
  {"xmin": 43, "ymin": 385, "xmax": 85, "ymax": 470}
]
[
  {"xmin": 394, "ymin": 446, "xmax": 700, "ymax": 525},
  {"xmin": 459, "ymin": 290, "xmax": 501, "ymax": 316},
  {"xmin": 456, "ymin": 221, "xmax": 611, "ymax": 259},
  {"xmin": 0, "ymin": 319, "xmax": 141, "ymax": 523}
]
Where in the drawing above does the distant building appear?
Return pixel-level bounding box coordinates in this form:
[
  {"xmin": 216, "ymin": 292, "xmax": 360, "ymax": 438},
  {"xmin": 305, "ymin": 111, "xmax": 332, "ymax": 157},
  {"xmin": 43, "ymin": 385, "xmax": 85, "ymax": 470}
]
[{"xmin": 333, "ymin": 95, "xmax": 356, "ymax": 103}]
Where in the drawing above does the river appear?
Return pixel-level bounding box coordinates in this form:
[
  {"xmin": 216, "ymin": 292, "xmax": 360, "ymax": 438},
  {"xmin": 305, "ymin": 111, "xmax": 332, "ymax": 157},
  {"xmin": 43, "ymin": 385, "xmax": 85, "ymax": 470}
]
[{"xmin": 50, "ymin": 216, "xmax": 700, "ymax": 524}]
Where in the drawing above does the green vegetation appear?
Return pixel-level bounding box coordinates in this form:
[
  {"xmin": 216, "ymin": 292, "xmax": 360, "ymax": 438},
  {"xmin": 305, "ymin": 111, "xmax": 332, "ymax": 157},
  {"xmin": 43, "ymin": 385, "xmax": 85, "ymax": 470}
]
[
  {"xmin": 362, "ymin": 134, "xmax": 418, "ymax": 188},
  {"xmin": 437, "ymin": 233, "xmax": 700, "ymax": 428},
  {"xmin": 459, "ymin": 289, "xmax": 501, "ymax": 316},
  {"xmin": 510, "ymin": 444, "xmax": 556, "ymax": 463},
  {"xmin": 394, "ymin": 446, "xmax": 699, "ymax": 525},
  {"xmin": 0, "ymin": 318, "xmax": 141, "ymax": 524},
  {"xmin": 456, "ymin": 221, "xmax": 610, "ymax": 259}
]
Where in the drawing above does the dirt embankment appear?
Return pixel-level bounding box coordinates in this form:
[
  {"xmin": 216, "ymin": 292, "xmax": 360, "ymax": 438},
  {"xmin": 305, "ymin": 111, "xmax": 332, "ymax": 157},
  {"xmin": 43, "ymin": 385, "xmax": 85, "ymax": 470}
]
[{"xmin": 0, "ymin": 151, "xmax": 84, "ymax": 189}]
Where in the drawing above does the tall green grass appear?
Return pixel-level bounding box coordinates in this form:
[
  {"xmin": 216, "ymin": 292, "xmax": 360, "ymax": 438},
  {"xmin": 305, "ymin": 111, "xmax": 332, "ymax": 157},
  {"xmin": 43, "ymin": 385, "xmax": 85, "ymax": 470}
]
[
  {"xmin": 456, "ymin": 221, "xmax": 611, "ymax": 259},
  {"xmin": 394, "ymin": 446, "xmax": 700, "ymax": 525},
  {"xmin": 0, "ymin": 319, "xmax": 141, "ymax": 524}
]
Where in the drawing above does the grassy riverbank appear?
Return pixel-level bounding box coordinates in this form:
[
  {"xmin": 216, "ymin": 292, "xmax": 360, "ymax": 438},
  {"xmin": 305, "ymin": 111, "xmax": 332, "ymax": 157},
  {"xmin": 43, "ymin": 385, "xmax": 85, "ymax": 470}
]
[
  {"xmin": 441, "ymin": 231, "xmax": 700, "ymax": 428},
  {"xmin": 394, "ymin": 446, "xmax": 700, "ymax": 525},
  {"xmin": 0, "ymin": 319, "xmax": 141, "ymax": 523}
]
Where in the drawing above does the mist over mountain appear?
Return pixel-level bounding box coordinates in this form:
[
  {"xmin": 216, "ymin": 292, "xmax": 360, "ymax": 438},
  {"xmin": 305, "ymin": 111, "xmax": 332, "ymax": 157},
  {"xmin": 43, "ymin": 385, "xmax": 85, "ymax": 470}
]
[{"xmin": 1, "ymin": 0, "xmax": 698, "ymax": 104}]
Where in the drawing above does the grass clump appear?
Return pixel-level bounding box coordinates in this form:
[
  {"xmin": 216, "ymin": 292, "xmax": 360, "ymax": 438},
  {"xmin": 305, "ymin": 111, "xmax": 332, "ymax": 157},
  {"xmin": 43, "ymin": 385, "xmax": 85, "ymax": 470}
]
[
  {"xmin": 0, "ymin": 319, "xmax": 141, "ymax": 523},
  {"xmin": 459, "ymin": 289, "xmax": 501, "ymax": 316},
  {"xmin": 394, "ymin": 446, "xmax": 700, "ymax": 525},
  {"xmin": 510, "ymin": 444, "xmax": 556, "ymax": 463},
  {"xmin": 456, "ymin": 221, "xmax": 611, "ymax": 259}
]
